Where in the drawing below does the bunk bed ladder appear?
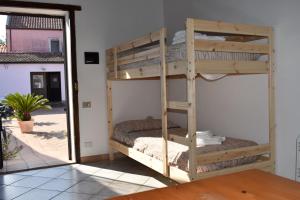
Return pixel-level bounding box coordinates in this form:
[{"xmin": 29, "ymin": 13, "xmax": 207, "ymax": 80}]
[
  {"xmin": 165, "ymin": 19, "xmax": 197, "ymax": 180},
  {"xmin": 160, "ymin": 28, "xmax": 169, "ymax": 177}
]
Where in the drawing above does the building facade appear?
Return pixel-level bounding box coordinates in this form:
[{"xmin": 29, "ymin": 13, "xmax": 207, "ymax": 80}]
[{"xmin": 0, "ymin": 16, "xmax": 65, "ymax": 102}]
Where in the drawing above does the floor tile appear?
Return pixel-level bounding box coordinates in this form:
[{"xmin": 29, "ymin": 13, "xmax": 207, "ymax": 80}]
[
  {"xmin": 11, "ymin": 176, "xmax": 52, "ymax": 188},
  {"xmin": 90, "ymin": 193, "xmax": 114, "ymax": 200},
  {"xmin": 0, "ymin": 185, "xmax": 31, "ymax": 200},
  {"xmin": 51, "ymin": 192, "xmax": 91, "ymax": 200},
  {"xmin": 136, "ymin": 186, "xmax": 154, "ymax": 192},
  {"xmin": 16, "ymin": 170, "xmax": 41, "ymax": 176},
  {"xmin": 0, "ymin": 174, "xmax": 27, "ymax": 185},
  {"xmin": 37, "ymin": 178, "xmax": 78, "ymax": 191},
  {"xmin": 93, "ymin": 187, "xmax": 128, "ymax": 199},
  {"xmin": 89, "ymin": 195, "xmax": 106, "ymax": 200},
  {"xmin": 55, "ymin": 165, "xmax": 78, "ymax": 171},
  {"xmin": 109, "ymin": 181, "xmax": 140, "ymax": 194},
  {"xmin": 66, "ymin": 181, "xmax": 104, "ymax": 195},
  {"xmin": 117, "ymin": 173, "xmax": 150, "ymax": 185},
  {"xmin": 58, "ymin": 170, "xmax": 90, "ymax": 181},
  {"xmin": 32, "ymin": 168, "xmax": 68, "ymax": 178},
  {"xmin": 93, "ymin": 169, "xmax": 124, "ymax": 180},
  {"xmin": 74, "ymin": 165, "xmax": 101, "ymax": 175},
  {"xmin": 13, "ymin": 188, "xmax": 60, "ymax": 200},
  {"xmin": 0, "ymin": 158, "xmax": 174, "ymax": 200},
  {"xmin": 143, "ymin": 177, "xmax": 168, "ymax": 188},
  {"xmin": 85, "ymin": 175, "xmax": 114, "ymax": 187}
]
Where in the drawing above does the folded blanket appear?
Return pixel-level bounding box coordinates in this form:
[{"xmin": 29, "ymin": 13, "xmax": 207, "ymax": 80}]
[
  {"xmin": 197, "ymin": 137, "xmax": 226, "ymax": 147},
  {"xmin": 196, "ymin": 130, "xmax": 213, "ymax": 138},
  {"xmin": 196, "ymin": 131, "xmax": 226, "ymax": 147}
]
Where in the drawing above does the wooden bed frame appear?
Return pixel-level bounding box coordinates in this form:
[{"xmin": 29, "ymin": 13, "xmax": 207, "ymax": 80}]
[{"xmin": 106, "ymin": 18, "xmax": 275, "ymax": 183}]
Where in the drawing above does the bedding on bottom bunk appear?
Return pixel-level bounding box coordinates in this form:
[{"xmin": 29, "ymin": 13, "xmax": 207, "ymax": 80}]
[{"xmin": 112, "ymin": 120, "xmax": 258, "ymax": 173}]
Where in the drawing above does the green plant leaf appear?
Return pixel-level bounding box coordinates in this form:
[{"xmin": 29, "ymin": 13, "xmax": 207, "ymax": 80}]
[{"xmin": 2, "ymin": 93, "xmax": 52, "ymax": 121}]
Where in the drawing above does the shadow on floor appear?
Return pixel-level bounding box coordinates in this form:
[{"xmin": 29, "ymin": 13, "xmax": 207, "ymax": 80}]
[
  {"xmin": 31, "ymin": 131, "xmax": 67, "ymax": 140},
  {"xmin": 34, "ymin": 122, "xmax": 57, "ymax": 126}
]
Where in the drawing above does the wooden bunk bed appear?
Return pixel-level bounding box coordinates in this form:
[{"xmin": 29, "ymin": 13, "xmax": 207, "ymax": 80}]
[{"xmin": 106, "ymin": 18, "xmax": 275, "ymax": 183}]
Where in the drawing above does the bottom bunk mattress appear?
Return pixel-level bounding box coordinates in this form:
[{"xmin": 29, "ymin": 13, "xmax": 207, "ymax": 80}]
[{"xmin": 112, "ymin": 120, "xmax": 258, "ymax": 173}]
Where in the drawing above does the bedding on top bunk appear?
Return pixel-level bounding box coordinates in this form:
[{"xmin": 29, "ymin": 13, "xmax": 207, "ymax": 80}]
[
  {"xmin": 117, "ymin": 30, "xmax": 263, "ymax": 71},
  {"xmin": 171, "ymin": 30, "xmax": 226, "ymax": 45},
  {"xmin": 112, "ymin": 119, "xmax": 258, "ymax": 173},
  {"xmin": 118, "ymin": 42, "xmax": 261, "ymax": 70}
]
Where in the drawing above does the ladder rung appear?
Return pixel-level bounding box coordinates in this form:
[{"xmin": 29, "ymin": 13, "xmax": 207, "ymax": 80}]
[
  {"xmin": 167, "ymin": 101, "xmax": 190, "ymax": 110},
  {"xmin": 168, "ymin": 134, "xmax": 188, "ymax": 146}
]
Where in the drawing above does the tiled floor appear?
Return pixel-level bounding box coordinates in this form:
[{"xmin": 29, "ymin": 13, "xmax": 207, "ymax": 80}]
[
  {"xmin": 2, "ymin": 107, "xmax": 71, "ymax": 173},
  {"xmin": 0, "ymin": 157, "xmax": 176, "ymax": 200}
]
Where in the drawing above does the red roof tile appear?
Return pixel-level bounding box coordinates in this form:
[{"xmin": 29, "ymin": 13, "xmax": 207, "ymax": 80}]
[
  {"xmin": 6, "ymin": 16, "xmax": 63, "ymax": 30},
  {"xmin": 0, "ymin": 53, "xmax": 64, "ymax": 63}
]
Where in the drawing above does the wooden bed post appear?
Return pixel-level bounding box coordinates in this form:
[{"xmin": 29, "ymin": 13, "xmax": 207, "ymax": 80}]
[
  {"xmin": 113, "ymin": 48, "xmax": 118, "ymax": 79},
  {"xmin": 160, "ymin": 28, "xmax": 169, "ymax": 177},
  {"xmin": 186, "ymin": 18, "xmax": 197, "ymax": 180},
  {"xmin": 107, "ymin": 80, "xmax": 114, "ymax": 160},
  {"xmin": 268, "ymin": 29, "xmax": 276, "ymax": 172}
]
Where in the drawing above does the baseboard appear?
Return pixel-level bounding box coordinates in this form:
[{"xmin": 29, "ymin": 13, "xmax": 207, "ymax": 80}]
[{"xmin": 80, "ymin": 152, "xmax": 124, "ymax": 163}]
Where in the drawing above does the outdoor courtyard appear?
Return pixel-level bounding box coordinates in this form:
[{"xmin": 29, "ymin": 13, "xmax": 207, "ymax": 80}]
[{"xmin": 1, "ymin": 106, "xmax": 71, "ymax": 173}]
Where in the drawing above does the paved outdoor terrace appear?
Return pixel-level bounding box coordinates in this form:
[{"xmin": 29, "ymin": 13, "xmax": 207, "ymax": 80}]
[
  {"xmin": 1, "ymin": 107, "xmax": 71, "ymax": 173},
  {"xmin": 0, "ymin": 157, "xmax": 175, "ymax": 200}
]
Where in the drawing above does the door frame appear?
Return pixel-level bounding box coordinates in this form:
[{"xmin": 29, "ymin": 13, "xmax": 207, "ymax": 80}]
[{"xmin": 0, "ymin": 1, "xmax": 82, "ymax": 164}]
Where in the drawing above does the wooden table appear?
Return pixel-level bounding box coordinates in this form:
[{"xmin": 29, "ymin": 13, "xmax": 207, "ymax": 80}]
[{"xmin": 109, "ymin": 170, "xmax": 300, "ymax": 200}]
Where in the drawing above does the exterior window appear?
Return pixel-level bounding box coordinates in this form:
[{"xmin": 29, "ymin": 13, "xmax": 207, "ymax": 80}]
[
  {"xmin": 50, "ymin": 39, "xmax": 60, "ymax": 53},
  {"xmin": 32, "ymin": 74, "xmax": 44, "ymax": 89}
]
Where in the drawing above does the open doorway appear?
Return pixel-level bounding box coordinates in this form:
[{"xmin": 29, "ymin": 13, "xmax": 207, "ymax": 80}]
[{"xmin": 0, "ymin": 10, "xmax": 79, "ymax": 173}]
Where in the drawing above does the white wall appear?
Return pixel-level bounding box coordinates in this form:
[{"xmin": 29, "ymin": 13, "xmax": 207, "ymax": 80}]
[
  {"xmin": 167, "ymin": 76, "xmax": 268, "ymax": 144},
  {"xmin": 163, "ymin": 0, "xmax": 300, "ymax": 180},
  {"xmin": 0, "ymin": 63, "xmax": 66, "ymax": 101},
  {"xmin": 18, "ymin": 0, "xmax": 164, "ymax": 157}
]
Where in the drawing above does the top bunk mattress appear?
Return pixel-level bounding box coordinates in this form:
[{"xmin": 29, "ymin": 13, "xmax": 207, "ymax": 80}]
[
  {"xmin": 112, "ymin": 119, "xmax": 258, "ymax": 173},
  {"xmin": 118, "ymin": 42, "xmax": 261, "ymax": 70}
]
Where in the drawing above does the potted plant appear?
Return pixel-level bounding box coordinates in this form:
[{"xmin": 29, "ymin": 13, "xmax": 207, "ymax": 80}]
[{"xmin": 2, "ymin": 93, "xmax": 51, "ymax": 133}]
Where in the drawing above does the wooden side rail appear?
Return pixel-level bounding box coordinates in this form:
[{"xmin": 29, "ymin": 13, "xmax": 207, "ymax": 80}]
[
  {"xmin": 107, "ymin": 61, "xmax": 187, "ymax": 80},
  {"xmin": 196, "ymin": 158, "xmax": 273, "ymax": 180},
  {"xmin": 106, "ymin": 29, "xmax": 166, "ymax": 80},
  {"xmin": 168, "ymin": 134, "xmax": 189, "ymax": 146},
  {"xmin": 116, "ymin": 31, "xmax": 161, "ymax": 53},
  {"xmin": 191, "ymin": 18, "xmax": 271, "ymax": 75},
  {"xmin": 117, "ymin": 47, "xmax": 160, "ymax": 66},
  {"xmin": 193, "ymin": 18, "xmax": 272, "ymax": 37},
  {"xmin": 194, "ymin": 39, "xmax": 269, "ymax": 54},
  {"xmin": 197, "ymin": 144, "xmax": 271, "ymax": 165},
  {"xmin": 110, "ymin": 140, "xmax": 164, "ymax": 174}
]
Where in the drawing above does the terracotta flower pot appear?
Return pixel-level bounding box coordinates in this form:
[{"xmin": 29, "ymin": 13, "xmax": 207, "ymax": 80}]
[{"xmin": 18, "ymin": 120, "xmax": 34, "ymax": 133}]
